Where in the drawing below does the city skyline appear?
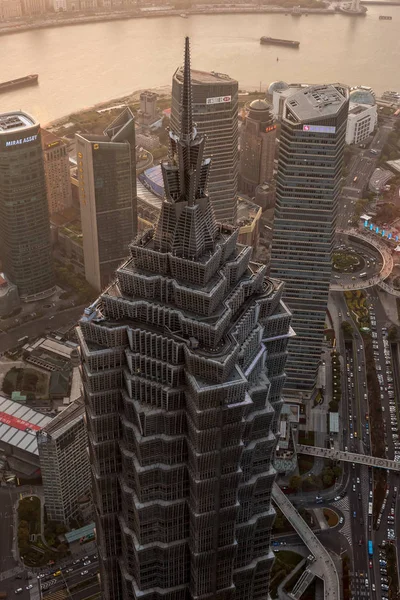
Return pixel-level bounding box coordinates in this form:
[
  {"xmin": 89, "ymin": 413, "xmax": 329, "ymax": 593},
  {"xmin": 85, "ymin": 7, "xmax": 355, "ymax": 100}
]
[{"xmin": 0, "ymin": 11, "xmax": 399, "ymax": 600}]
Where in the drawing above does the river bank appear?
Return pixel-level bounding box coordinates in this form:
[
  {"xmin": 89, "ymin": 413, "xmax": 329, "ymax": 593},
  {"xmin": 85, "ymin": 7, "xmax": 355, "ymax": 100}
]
[
  {"xmin": 0, "ymin": 3, "xmax": 342, "ymax": 38},
  {"xmin": 44, "ymin": 84, "xmax": 172, "ymax": 132}
]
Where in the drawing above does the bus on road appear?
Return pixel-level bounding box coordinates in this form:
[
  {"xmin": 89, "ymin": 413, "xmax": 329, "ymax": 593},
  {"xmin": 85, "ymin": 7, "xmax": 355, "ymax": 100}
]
[{"xmin": 368, "ymin": 540, "xmax": 373, "ymax": 556}]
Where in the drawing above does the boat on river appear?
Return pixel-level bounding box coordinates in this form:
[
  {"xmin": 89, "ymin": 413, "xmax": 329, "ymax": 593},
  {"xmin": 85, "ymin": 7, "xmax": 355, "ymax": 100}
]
[
  {"xmin": 260, "ymin": 37, "xmax": 300, "ymax": 48},
  {"xmin": 0, "ymin": 74, "xmax": 38, "ymax": 93}
]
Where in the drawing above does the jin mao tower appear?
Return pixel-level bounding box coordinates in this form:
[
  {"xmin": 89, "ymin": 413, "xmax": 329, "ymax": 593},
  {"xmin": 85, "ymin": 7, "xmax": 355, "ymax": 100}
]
[{"xmin": 79, "ymin": 38, "xmax": 293, "ymax": 600}]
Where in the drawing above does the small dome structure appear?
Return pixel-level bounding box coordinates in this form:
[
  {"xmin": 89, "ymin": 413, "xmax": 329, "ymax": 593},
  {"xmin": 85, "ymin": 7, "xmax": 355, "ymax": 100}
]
[
  {"xmin": 249, "ymin": 99, "xmax": 270, "ymax": 111},
  {"xmin": 248, "ymin": 99, "xmax": 273, "ymax": 123},
  {"xmin": 268, "ymin": 81, "xmax": 289, "ymax": 95},
  {"xmin": 349, "ymin": 88, "xmax": 376, "ymax": 106}
]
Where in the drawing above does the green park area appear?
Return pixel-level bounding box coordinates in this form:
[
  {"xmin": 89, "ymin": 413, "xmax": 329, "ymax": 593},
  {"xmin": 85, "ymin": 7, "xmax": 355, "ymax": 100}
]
[
  {"xmin": 270, "ymin": 550, "xmax": 303, "ymax": 598},
  {"xmin": 323, "ymin": 508, "xmax": 339, "ymax": 527},
  {"xmin": 332, "ymin": 251, "xmax": 361, "ymax": 273},
  {"xmin": 2, "ymin": 367, "xmax": 49, "ymax": 400},
  {"xmin": 54, "ymin": 261, "xmax": 97, "ymax": 304},
  {"xmin": 18, "ymin": 496, "xmax": 69, "ymax": 567},
  {"xmin": 344, "ymin": 289, "xmax": 370, "ymax": 330}
]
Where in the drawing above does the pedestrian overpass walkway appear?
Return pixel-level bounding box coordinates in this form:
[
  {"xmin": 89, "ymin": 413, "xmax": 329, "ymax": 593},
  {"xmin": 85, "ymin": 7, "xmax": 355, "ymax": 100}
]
[
  {"xmin": 297, "ymin": 444, "xmax": 400, "ymax": 471},
  {"xmin": 271, "ymin": 483, "xmax": 340, "ymax": 600}
]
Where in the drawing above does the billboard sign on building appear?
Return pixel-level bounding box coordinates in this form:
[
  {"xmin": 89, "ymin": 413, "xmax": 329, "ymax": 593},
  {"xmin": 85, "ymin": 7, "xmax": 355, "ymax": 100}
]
[
  {"xmin": 303, "ymin": 125, "xmax": 336, "ymax": 134},
  {"xmin": 0, "ymin": 411, "xmax": 41, "ymax": 431},
  {"xmin": 206, "ymin": 96, "xmax": 232, "ymax": 105}
]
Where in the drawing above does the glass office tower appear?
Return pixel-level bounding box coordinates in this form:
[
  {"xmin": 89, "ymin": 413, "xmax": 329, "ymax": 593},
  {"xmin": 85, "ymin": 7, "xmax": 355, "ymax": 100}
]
[
  {"xmin": 0, "ymin": 111, "xmax": 55, "ymax": 300},
  {"xmin": 78, "ymin": 39, "xmax": 293, "ymax": 600},
  {"xmin": 171, "ymin": 65, "xmax": 238, "ymax": 225},
  {"xmin": 77, "ymin": 108, "xmax": 137, "ymax": 292},
  {"xmin": 270, "ymin": 84, "xmax": 349, "ymax": 393}
]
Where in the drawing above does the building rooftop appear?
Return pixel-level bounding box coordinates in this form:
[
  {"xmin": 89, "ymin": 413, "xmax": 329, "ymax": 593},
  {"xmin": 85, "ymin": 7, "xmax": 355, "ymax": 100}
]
[
  {"xmin": 0, "ymin": 395, "xmax": 52, "ymax": 456},
  {"xmin": 329, "ymin": 412, "xmax": 339, "ymax": 434},
  {"xmin": 65, "ymin": 522, "xmax": 95, "ymax": 544},
  {"xmin": 49, "ymin": 370, "xmax": 70, "ymax": 397},
  {"xmin": 284, "ymin": 84, "xmax": 348, "ymax": 122},
  {"xmin": 349, "ymin": 104, "xmax": 370, "ymax": 115},
  {"xmin": 41, "ymin": 128, "xmax": 63, "ymax": 149},
  {"xmin": 0, "ymin": 111, "xmax": 37, "ymax": 134},
  {"xmin": 40, "ymin": 396, "xmax": 84, "ymax": 440},
  {"xmin": 175, "ymin": 67, "xmax": 236, "ymax": 85}
]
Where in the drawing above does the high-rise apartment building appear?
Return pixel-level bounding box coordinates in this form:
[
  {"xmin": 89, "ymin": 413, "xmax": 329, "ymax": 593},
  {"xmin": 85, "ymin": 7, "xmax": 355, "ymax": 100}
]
[
  {"xmin": 0, "ymin": 0, "xmax": 22, "ymax": 19},
  {"xmin": 21, "ymin": 0, "xmax": 45, "ymax": 14},
  {"xmin": 138, "ymin": 91, "xmax": 158, "ymax": 126},
  {"xmin": 37, "ymin": 398, "xmax": 92, "ymax": 525},
  {"xmin": 76, "ymin": 108, "xmax": 137, "ymax": 292},
  {"xmin": 270, "ymin": 84, "xmax": 349, "ymax": 393},
  {"xmin": 171, "ymin": 66, "xmax": 238, "ymax": 224},
  {"xmin": 41, "ymin": 129, "xmax": 73, "ymax": 215},
  {"xmin": 0, "ymin": 112, "xmax": 55, "ymax": 300},
  {"xmin": 78, "ymin": 38, "xmax": 293, "ymax": 600},
  {"xmin": 239, "ymin": 99, "xmax": 276, "ymax": 197}
]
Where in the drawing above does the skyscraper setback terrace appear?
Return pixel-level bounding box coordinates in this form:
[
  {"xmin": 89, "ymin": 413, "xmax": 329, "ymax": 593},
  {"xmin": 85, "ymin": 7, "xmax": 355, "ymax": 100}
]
[{"xmin": 79, "ymin": 38, "xmax": 293, "ymax": 600}]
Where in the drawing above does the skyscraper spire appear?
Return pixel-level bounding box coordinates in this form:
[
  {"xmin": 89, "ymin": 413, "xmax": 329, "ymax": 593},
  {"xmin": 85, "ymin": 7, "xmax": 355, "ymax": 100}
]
[{"xmin": 181, "ymin": 36, "xmax": 193, "ymax": 141}]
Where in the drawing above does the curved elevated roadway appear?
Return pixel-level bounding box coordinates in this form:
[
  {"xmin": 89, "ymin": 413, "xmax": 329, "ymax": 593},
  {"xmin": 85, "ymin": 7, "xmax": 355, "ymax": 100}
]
[
  {"xmin": 297, "ymin": 444, "xmax": 400, "ymax": 471},
  {"xmin": 330, "ymin": 228, "xmax": 393, "ymax": 292},
  {"xmin": 272, "ymin": 483, "xmax": 340, "ymax": 600}
]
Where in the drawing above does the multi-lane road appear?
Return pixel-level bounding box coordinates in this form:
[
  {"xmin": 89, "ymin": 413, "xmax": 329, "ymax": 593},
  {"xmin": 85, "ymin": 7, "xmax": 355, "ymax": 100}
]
[
  {"xmin": 331, "ymin": 285, "xmax": 400, "ymax": 600},
  {"xmin": 40, "ymin": 552, "xmax": 100, "ymax": 598},
  {"xmin": 0, "ymin": 305, "xmax": 85, "ymax": 354}
]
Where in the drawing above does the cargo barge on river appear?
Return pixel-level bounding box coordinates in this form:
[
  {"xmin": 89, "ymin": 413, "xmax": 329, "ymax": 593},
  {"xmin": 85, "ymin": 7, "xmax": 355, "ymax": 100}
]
[
  {"xmin": 260, "ymin": 37, "xmax": 300, "ymax": 47},
  {"xmin": 0, "ymin": 74, "xmax": 38, "ymax": 94}
]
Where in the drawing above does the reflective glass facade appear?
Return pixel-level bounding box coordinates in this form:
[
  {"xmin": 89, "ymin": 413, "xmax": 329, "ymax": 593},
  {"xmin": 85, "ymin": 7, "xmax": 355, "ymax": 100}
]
[
  {"xmin": 77, "ymin": 109, "xmax": 137, "ymax": 292},
  {"xmin": 270, "ymin": 85, "xmax": 349, "ymax": 392},
  {"xmin": 0, "ymin": 112, "xmax": 55, "ymax": 299},
  {"xmin": 171, "ymin": 68, "xmax": 238, "ymax": 225}
]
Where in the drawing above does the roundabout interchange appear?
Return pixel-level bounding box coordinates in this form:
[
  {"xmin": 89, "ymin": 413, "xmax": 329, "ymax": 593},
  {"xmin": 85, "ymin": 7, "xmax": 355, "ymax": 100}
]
[{"xmin": 330, "ymin": 228, "xmax": 395, "ymax": 293}]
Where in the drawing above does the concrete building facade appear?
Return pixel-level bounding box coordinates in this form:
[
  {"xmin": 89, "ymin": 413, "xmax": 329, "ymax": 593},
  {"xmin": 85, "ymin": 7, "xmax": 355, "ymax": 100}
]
[
  {"xmin": 0, "ymin": 0, "xmax": 22, "ymax": 19},
  {"xmin": 171, "ymin": 66, "xmax": 238, "ymax": 225},
  {"xmin": 76, "ymin": 108, "xmax": 137, "ymax": 292},
  {"xmin": 21, "ymin": 0, "xmax": 45, "ymax": 14},
  {"xmin": 79, "ymin": 39, "xmax": 293, "ymax": 600},
  {"xmin": 0, "ymin": 112, "xmax": 55, "ymax": 300},
  {"xmin": 345, "ymin": 103, "xmax": 377, "ymax": 145},
  {"xmin": 138, "ymin": 91, "xmax": 158, "ymax": 126},
  {"xmin": 37, "ymin": 398, "xmax": 92, "ymax": 525},
  {"xmin": 42, "ymin": 129, "xmax": 73, "ymax": 215},
  {"xmin": 239, "ymin": 99, "xmax": 276, "ymax": 198},
  {"xmin": 270, "ymin": 84, "xmax": 349, "ymax": 393}
]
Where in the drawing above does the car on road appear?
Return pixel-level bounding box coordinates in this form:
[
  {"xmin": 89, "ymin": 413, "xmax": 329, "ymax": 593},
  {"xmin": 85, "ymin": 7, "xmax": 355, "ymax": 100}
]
[
  {"xmin": 83, "ymin": 560, "xmax": 91, "ymax": 566},
  {"xmin": 334, "ymin": 495, "xmax": 341, "ymax": 501},
  {"xmin": 81, "ymin": 570, "xmax": 89, "ymax": 576},
  {"xmin": 339, "ymin": 517, "xmax": 344, "ymax": 524},
  {"xmin": 14, "ymin": 590, "xmax": 23, "ymax": 595},
  {"xmin": 26, "ymin": 585, "xmax": 33, "ymax": 590}
]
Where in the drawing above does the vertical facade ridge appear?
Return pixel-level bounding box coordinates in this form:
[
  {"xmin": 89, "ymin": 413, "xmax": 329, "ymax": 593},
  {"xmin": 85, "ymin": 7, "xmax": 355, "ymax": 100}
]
[{"xmin": 79, "ymin": 38, "xmax": 293, "ymax": 600}]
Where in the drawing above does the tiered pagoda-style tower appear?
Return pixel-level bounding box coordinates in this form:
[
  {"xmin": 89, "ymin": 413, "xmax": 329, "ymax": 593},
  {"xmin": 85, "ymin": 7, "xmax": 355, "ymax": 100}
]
[{"xmin": 78, "ymin": 37, "xmax": 293, "ymax": 600}]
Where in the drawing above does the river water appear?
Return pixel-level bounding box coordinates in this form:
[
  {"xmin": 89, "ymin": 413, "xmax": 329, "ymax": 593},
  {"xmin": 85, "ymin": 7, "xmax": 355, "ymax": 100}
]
[{"xmin": 0, "ymin": 5, "xmax": 399, "ymax": 124}]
